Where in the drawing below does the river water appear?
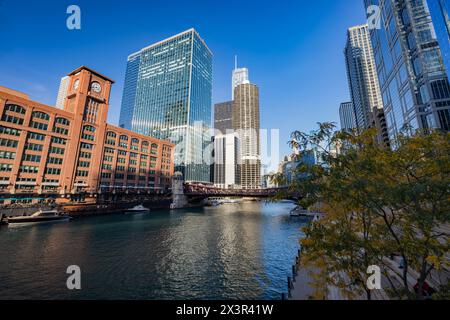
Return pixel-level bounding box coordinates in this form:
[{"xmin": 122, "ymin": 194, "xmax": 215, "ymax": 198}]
[{"xmin": 0, "ymin": 201, "xmax": 306, "ymax": 300}]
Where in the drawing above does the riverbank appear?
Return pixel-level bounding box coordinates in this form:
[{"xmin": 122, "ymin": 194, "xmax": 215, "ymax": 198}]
[{"xmin": 0, "ymin": 198, "xmax": 172, "ymax": 220}]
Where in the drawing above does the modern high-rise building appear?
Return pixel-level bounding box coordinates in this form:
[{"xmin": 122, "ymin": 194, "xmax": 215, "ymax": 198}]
[
  {"xmin": 119, "ymin": 29, "xmax": 213, "ymax": 183},
  {"xmin": 214, "ymin": 101, "xmax": 233, "ymax": 135},
  {"xmin": 55, "ymin": 76, "xmax": 70, "ymax": 110},
  {"xmin": 345, "ymin": 24, "xmax": 384, "ymax": 131},
  {"xmin": 213, "ymin": 133, "xmax": 240, "ymax": 189},
  {"xmin": 364, "ymin": 0, "xmax": 450, "ymax": 141},
  {"xmin": 339, "ymin": 101, "xmax": 357, "ymax": 131},
  {"xmin": 233, "ymin": 83, "xmax": 261, "ymax": 189},
  {"xmin": 427, "ymin": 0, "xmax": 450, "ymax": 76},
  {"xmin": 232, "ymin": 58, "xmax": 249, "ymax": 100}
]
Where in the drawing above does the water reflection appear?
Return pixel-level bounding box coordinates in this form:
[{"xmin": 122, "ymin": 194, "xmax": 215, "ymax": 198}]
[{"xmin": 0, "ymin": 202, "xmax": 305, "ymax": 300}]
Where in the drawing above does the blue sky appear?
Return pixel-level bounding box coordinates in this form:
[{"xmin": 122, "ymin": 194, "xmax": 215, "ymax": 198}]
[{"xmin": 0, "ymin": 0, "xmax": 367, "ymax": 167}]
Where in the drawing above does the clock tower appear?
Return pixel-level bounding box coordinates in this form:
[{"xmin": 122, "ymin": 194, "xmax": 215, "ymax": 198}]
[{"xmin": 61, "ymin": 66, "xmax": 115, "ymax": 195}]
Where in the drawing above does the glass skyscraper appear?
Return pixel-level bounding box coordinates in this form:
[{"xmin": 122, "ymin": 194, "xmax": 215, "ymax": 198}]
[
  {"xmin": 119, "ymin": 29, "xmax": 213, "ymax": 182},
  {"xmin": 427, "ymin": 0, "xmax": 450, "ymax": 76},
  {"xmin": 364, "ymin": 0, "xmax": 450, "ymax": 142},
  {"xmin": 345, "ymin": 24, "xmax": 384, "ymax": 131}
]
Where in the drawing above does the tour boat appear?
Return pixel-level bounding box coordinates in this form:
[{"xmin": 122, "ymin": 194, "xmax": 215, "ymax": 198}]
[
  {"xmin": 7, "ymin": 209, "xmax": 71, "ymax": 227},
  {"xmin": 125, "ymin": 204, "xmax": 150, "ymax": 214}
]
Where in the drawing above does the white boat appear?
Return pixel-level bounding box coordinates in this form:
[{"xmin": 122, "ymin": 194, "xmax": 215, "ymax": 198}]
[
  {"xmin": 7, "ymin": 209, "xmax": 71, "ymax": 227},
  {"xmin": 125, "ymin": 204, "xmax": 150, "ymax": 214}
]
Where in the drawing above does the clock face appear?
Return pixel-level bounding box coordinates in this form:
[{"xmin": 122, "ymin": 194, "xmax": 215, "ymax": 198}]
[
  {"xmin": 73, "ymin": 79, "xmax": 79, "ymax": 90},
  {"xmin": 91, "ymin": 82, "xmax": 102, "ymax": 93}
]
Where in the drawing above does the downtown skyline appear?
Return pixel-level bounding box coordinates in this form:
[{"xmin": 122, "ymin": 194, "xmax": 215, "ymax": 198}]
[{"xmin": 0, "ymin": 0, "xmax": 368, "ymax": 169}]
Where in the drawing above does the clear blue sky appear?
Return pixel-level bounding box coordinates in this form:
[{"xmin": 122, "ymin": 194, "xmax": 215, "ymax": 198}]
[{"xmin": 0, "ymin": 0, "xmax": 366, "ymax": 167}]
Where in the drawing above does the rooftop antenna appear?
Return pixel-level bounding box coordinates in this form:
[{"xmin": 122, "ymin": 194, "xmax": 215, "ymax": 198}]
[{"xmin": 234, "ymin": 55, "xmax": 238, "ymax": 70}]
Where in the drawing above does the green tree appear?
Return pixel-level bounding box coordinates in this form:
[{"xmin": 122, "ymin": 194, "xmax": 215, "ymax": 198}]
[{"xmin": 274, "ymin": 123, "xmax": 450, "ymax": 300}]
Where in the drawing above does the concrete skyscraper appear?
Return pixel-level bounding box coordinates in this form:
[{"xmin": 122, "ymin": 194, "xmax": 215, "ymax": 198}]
[
  {"xmin": 119, "ymin": 29, "xmax": 213, "ymax": 182},
  {"xmin": 345, "ymin": 24, "xmax": 384, "ymax": 131},
  {"xmin": 364, "ymin": 0, "xmax": 450, "ymax": 141},
  {"xmin": 233, "ymin": 83, "xmax": 261, "ymax": 189},
  {"xmin": 339, "ymin": 101, "xmax": 357, "ymax": 131},
  {"xmin": 55, "ymin": 76, "xmax": 70, "ymax": 110}
]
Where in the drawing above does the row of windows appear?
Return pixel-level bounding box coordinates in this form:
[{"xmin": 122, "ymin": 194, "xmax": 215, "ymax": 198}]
[
  {"xmin": 28, "ymin": 132, "xmax": 45, "ymax": 141},
  {"xmin": 51, "ymin": 137, "xmax": 67, "ymax": 145},
  {"xmin": 29, "ymin": 121, "xmax": 48, "ymax": 131},
  {"xmin": 47, "ymin": 157, "xmax": 63, "ymax": 165},
  {"xmin": 0, "ymin": 126, "xmax": 21, "ymax": 136},
  {"xmin": 0, "ymin": 138, "xmax": 18, "ymax": 148},
  {"xmin": 4, "ymin": 104, "xmax": 26, "ymax": 114},
  {"xmin": 0, "ymin": 164, "xmax": 13, "ymax": 171},
  {"xmin": 19, "ymin": 165, "xmax": 39, "ymax": 173},
  {"xmin": 46, "ymin": 167, "xmax": 61, "ymax": 175},
  {"xmin": 0, "ymin": 151, "xmax": 15, "ymax": 160},
  {"xmin": 22, "ymin": 154, "xmax": 41, "ymax": 162}
]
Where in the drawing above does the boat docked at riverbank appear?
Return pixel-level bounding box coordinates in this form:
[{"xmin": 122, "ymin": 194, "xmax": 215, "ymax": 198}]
[
  {"xmin": 290, "ymin": 206, "xmax": 323, "ymax": 221},
  {"xmin": 125, "ymin": 204, "xmax": 150, "ymax": 214},
  {"xmin": 7, "ymin": 209, "xmax": 71, "ymax": 227}
]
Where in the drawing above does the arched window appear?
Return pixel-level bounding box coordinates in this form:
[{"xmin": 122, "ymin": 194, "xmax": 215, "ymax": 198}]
[
  {"xmin": 83, "ymin": 125, "xmax": 96, "ymax": 133},
  {"xmin": 107, "ymin": 131, "xmax": 117, "ymax": 138},
  {"xmin": 32, "ymin": 111, "xmax": 50, "ymax": 121},
  {"xmin": 4, "ymin": 104, "xmax": 26, "ymax": 115},
  {"xmin": 131, "ymin": 138, "xmax": 139, "ymax": 144},
  {"xmin": 119, "ymin": 135, "xmax": 129, "ymax": 141}
]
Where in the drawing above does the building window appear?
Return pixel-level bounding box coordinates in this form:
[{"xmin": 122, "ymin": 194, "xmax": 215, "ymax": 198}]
[
  {"xmin": 25, "ymin": 143, "xmax": 43, "ymax": 152},
  {"xmin": 1, "ymin": 114, "xmax": 24, "ymax": 125},
  {"xmin": 31, "ymin": 111, "xmax": 50, "ymax": 121},
  {"xmin": 0, "ymin": 163, "xmax": 13, "ymax": 172},
  {"xmin": 47, "ymin": 157, "xmax": 63, "ymax": 165},
  {"xmin": 28, "ymin": 132, "xmax": 45, "ymax": 141},
  {"xmin": 0, "ymin": 138, "xmax": 18, "ymax": 148},
  {"xmin": 46, "ymin": 167, "xmax": 61, "ymax": 175},
  {"xmin": 80, "ymin": 142, "xmax": 93, "ymax": 150},
  {"xmin": 22, "ymin": 154, "xmax": 40, "ymax": 162},
  {"xmin": 0, "ymin": 126, "xmax": 21, "ymax": 136},
  {"xmin": 0, "ymin": 151, "xmax": 16, "ymax": 160},
  {"xmin": 51, "ymin": 137, "xmax": 67, "ymax": 145},
  {"xmin": 55, "ymin": 117, "xmax": 70, "ymax": 126},
  {"xmin": 4, "ymin": 104, "xmax": 26, "ymax": 115},
  {"xmin": 19, "ymin": 165, "xmax": 39, "ymax": 173},
  {"xmin": 50, "ymin": 146, "xmax": 65, "ymax": 155}
]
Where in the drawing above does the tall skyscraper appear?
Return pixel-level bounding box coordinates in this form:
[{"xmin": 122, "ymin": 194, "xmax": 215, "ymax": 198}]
[
  {"xmin": 119, "ymin": 29, "xmax": 213, "ymax": 182},
  {"xmin": 232, "ymin": 57, "xmax": 249, "ymax": 100},
  {"xmin": 364, "ymin": 0, "xmax": 450, "ymax": 140},
  {"xmin": 427, "ymin": 0, "xmax": 450, "ymax": 76},
  {"xmin": 339, "ymin": 101, "xmax": 357, "ymax": 131},
  {"xmin": 233, "ymin": 83, "xmax": 261, "ymax": 189},
  {"xmin": 213, "ymin": 133, "xmax": 241, "ymax": 188},
  {"xmin": 214, "ymin": 101, "xmax": 233, "ymax": 135},
  {"xmin": 55, "ymin": 76, "xmax": 70, "ymax": 109},
  {"xmin": 345, "ymin": 24, "xmax": 384, "ymax": 131}
]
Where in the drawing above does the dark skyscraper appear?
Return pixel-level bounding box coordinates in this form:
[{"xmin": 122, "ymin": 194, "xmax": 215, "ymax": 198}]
[{"xmin": 214, "ymin": 101, "xmax": 233, "ymax": 135}]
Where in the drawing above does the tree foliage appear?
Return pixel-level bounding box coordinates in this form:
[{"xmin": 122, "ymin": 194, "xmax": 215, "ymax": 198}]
[{"xmin": 274, "ymin": 123, "xmax": 450, "ymax": 300}]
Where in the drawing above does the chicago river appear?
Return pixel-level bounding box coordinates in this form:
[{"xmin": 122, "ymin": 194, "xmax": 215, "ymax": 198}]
[{"xmin": 0, "ymin": 202, "xmax": 306, "ymax": 300}]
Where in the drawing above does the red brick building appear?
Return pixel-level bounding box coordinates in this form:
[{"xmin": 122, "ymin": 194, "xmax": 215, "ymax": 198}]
[{"xmin": 0, "ymin": 66, "xmax": 174, "ymax": 205}]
